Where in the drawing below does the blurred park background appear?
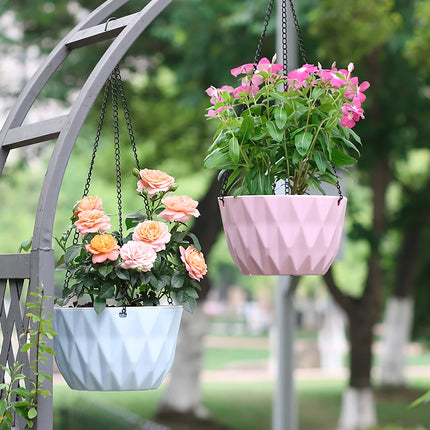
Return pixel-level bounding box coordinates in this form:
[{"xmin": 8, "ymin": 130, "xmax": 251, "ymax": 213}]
[{"xmin": 0, "ymin": 0, "xmax": 430, "ymax": 428}]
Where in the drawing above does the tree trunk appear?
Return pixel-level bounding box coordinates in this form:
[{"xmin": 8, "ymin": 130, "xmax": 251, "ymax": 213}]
[
  {"xmin": 156, "ymin": 304, "xmax": 210, "ymax": 418},
  {"xmin": 338, "ymin": 388, "xmax": 376, "ymax": 430},
  {"xmin": 380, "ymin": 225, "xmax": 422, "ymax": 386},
  {"xmin": 156, "ymin": 175, "xmax": 223, "ymax": 418},
  {"xmin": 380, "ymin": 296, "xmax": 414, "ymax": 386},
  {"xmin": 323, "ymin": 154, "xmax": 390, "ymax": 429},
  {"xmin": 317, "ymin": 302, "xmax": 347, "ymax": 370}
]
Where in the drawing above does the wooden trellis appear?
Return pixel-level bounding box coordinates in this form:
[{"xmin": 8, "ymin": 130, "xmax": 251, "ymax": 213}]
[{"xmin": 0, "ymin": 1, "xmax": 171, "ymax": 428}]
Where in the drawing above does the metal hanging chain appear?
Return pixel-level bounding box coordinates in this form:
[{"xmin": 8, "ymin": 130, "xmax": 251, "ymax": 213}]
[
  {"xmin": 254, "ymin": 0, "xmax": 276, "ymax": 65},
  {"xmin": 114, "ymin": 66, "xmax": 141, "ymax": 171},
  {"xmin": 286, "ymin": 0, "xmax": 308, "ymax": 66},
  {"xmin": 112, "ymin": 65, "xmax": 152, "ymax": 217},
  {"xmin": 219, "ymin": 0, "xmax": 275, "ymax": 200},
  {"xmin": 62, "ymin": 67, "xmax": 113, "ymax": 292},
  {"xmin": 111, "ymin": 70, "xmax": 125, "ymax": 246},
  {"xmin": 330, "ymin": 163, "xmax": 344, "ymax": 204}
]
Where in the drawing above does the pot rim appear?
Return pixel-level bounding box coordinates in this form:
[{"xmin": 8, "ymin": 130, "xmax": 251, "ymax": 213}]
[
  {"xmin": 54, "ymin": 305, "xmax": 183, "ymax": 311},
  {"xmin": 218, "ymin": 194, "xmax": 347, "ymax": 200}
]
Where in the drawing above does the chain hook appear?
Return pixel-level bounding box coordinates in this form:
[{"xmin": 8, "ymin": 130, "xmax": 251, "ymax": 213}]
[{"xmin": 119, "ymin": 305, "xmax": 127, "ymax": 318}]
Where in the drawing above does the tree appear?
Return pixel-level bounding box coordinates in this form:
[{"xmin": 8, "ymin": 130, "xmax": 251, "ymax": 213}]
[{"xmin": 305, "ymin": 0, "xmax": 430, "ymax": 428}]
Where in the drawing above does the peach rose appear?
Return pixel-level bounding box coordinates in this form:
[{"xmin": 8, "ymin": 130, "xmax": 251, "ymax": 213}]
[
  {"xmin": 180, "ymin": 246, "xmax": 207, "ymax": 281},
  {"xmin": 120, "ymin": 241, "xmax": 157, "ymax": 271},
  {"xmin": 73, "ymin": 196, "xmax": 103, "ymax": 218},
  {"xmin": 85, "ymin": 234, "xmax": 120, "ymax": 264},
  {"xmin": 132, "ymin": 220, "xmax": 171, "ymax": 252},
  {"xmin": 137, "ymin": 168, "xmax": 175, "ymax": 198},
  {"xmin": 74, "ymin": 209, "xmax": 112, "ymax": 235},
  {"xmin": 159, "ymin": 196, "xmax": 200, "ymax": 223}
]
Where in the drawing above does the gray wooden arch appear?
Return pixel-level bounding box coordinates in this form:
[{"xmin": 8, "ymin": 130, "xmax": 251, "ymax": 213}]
[{"xmin": 0, "ymin": 0, "xmax": 171, "ymax": 428}]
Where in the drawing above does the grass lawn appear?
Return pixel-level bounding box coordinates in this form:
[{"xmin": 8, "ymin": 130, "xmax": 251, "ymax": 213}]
[
  {"xmin": 53, "ymin": 378, "xmax": 430, "ymax": 430},
  {"xmin": 52, "ymin": 335, "xmax": 430, "ymax": 429}
]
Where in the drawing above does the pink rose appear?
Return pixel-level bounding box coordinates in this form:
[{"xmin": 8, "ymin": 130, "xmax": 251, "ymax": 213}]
[
  {"xmin": 132, "ymin": 220, "xmax": 171, "ymax": 252},
  {"xmin": 137, "ymin": 168, "xmax": 175, "ymax": 198},
  {"xmin": 120, "ymin": 241, "xmax": 157, "ymax": 271},
  {"xmin": 159, "ymin": 195, "xmax": 200, "ymax": 223},
  {"xmin": 180, "ymin": 246, "xmax": 207, "ymax": 281},
  {"xmin": 74, "ymin": 210, "xmax": 112, "ymax": 235}
]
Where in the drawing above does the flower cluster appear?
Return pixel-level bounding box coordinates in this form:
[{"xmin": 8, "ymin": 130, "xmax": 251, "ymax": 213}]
[
  {"xmin": 58, "ymin": 168, "xmax": 206, "ymax": 314},
  {"xmin": 205, "ymin": 56, "xmax": 369, "ymax": 195}
]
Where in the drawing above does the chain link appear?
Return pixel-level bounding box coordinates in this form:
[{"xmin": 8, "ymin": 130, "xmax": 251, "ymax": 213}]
[
  {"xmin": 167, "ymin": 294, "xmax": 173, "ymax": 306},
  {"xmin": 253, "ymin": 0, "xmax": 275, "ymax": 65},
  {"xmin": 219, "ymin": 0, "xmax": 275, "ymax": 199},
  {"xmin": 82, "ymin": 73, "xmax": 111, "ymax": 200},
  {"xmin": 287, "ymin": 0, "xmax": 308, "ymax": 64},
  {"xmin": 114, "ymin": 66, "xmax": 151, "ymax": 216},
  {"xmin": 115, "ymin": 66, "xmax": 141, "ymax": 171},
  {"xmin": 119, "ymin": 305, "xmax": 127, "ymax": 318},
  {"xmin": 111, "ymin": 69, "xmax": 125, "ymax": 245},
  {"xmin": 330, "ymin": 163, "xmax": 344, "ymax": 205}
]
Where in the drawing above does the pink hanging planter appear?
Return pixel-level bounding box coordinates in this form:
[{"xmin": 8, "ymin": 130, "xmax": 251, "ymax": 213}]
[{"xmin": 218, "ymin": 195, "xmax": 347, "ymax": 276}]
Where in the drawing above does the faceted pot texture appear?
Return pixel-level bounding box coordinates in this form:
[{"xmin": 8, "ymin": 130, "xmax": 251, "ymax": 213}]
[
  {"xmin": 218, "ymin": 195, "xmax": 347, "ymax": 276},
  {"xmin": 54, "ymin": 306, "xmax": 183, "ymax": 391}
]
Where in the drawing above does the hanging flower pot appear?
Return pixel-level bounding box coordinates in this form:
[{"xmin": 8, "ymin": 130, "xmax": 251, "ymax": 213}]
[
  {"xmin": 203, "ymin": 0, "xmax": 369, "ymax": 278},
  {"xmin": 204, "ymin": 52, "xmax": 368, "ymax": 276},
  {"xmin": 54, "ymin": 306, "xmax": 183, "ymax": 391},
  {"xmin": 54, "ymin": 66, "xmax": 207, "ymax": 391},
  {"xmin": 218, "ymin": 195, "xmax": 347, "ymax": 276}
]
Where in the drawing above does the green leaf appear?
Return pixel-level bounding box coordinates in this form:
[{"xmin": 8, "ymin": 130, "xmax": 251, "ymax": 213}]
[
  {"xmin": 184, "ymin": 287, "xmax": 199, "ymax": 299},
  {"xmin": 12, "ymin": 387, "xmax": 32, "ymax": 398},
  {"xmin": 348, "ymin": 127, "xmax": 362, "ymax": 144},
  {"xmin": 238, "ymin": 114, "xmax": 254, "ymax": 142},
  {"xmin": 64, "ymin": 245, "xmax": 82, "ymax": 264},
  {"xmin": 266, "ymin": 121, "xmax": 283, "ymax": 142},
  {"xmin": 181, "ymin": 295, "xmax": 196, "ymax": 314},
  {"xmin": 171, "ymin": 272, "xmax": 185, "ymax": 289},
  {"xmin": 115, "ymin": 268, "xmax": 130, "ymax": 281},
  {"xmin": 98, "ymin": 265, "xmax": 113, "ymax": 278},
  {"xmin": 21, "ymin": 343, "xmax": 32, "ymax": 352},
  {"xmin": 94, "ymin": 297, "xmax": 106, "ymax": 314},
  {"xmin": 324, "ymin": 116, "xmax": 339, "ymax": 131},
  {"xmin": 99, "ymin": 283, "xmax": 115, "ymax": 299},
  {"xmin": 270, "ymin": 91, "xmax": 290, "ymax": 104},
  {"xmin": 18, "ymin": 238, "xmax": 32, "ymax": 253},
  {"xmin": 331, "ymin": 148, "xmax": 358, "ymax": 167},
  {"xmin": 295, "ymin": 132, "xmax": 313, "ymax": 156},
  {"xmin": 40, "ymin": 346, "xmax": 55, "ymax": 356},
  {"xmin": 187, "ymin": 233, "xmax": 202, "ymax": 251},
  {"xmin": 311, "ymin": 88, "xmax": 324, "ymax": 99},
  {"xmin": 204, "ymin": 149, "xmax": 231, "ymax": 169},
  {"xmin": 0, "ymin": 418, "xmax": 11, "ymax": 430},
  {"xmin": 28, "ymin": 407, "xmax": 37, "ymax": 419},
  {"xmin": 36, "ymin": 389, "xmax": 52, "ymax": 398},
  {"xmin": 228, "ymin": 136, "xmax": 240, "ymax": 163},
  {"xmin": 292, "ymin": 150, "xmax": 302, "ymax": 165},
  {"xmin": 274, "ymin": 106, "xmax": 288, "ymax": 129},
  {"xmin": 0, "ymin": 399, "xmax": 7, "ymax": 416},
  {"xmin": 313, "ymin": 151, "xmax": 327, "ymax": 173}
]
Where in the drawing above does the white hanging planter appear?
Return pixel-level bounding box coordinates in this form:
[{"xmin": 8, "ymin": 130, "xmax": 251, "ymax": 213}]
[
  {"xmin": 54, "ymin": 305, "xmax": 183, "ymax": 391},
  {"xmin": 219, "ymin": 195, "xmax": 347, "ymax": 276}
]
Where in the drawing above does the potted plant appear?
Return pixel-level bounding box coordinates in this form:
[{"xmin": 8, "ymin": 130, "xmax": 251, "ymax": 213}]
[
  {"xmin": 204, "ymin": 56, "xmax": 369, "ymax": 275},
  {"xmin": 54, "ymin": 168, "xmax": 207, "ymax": 391}
]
